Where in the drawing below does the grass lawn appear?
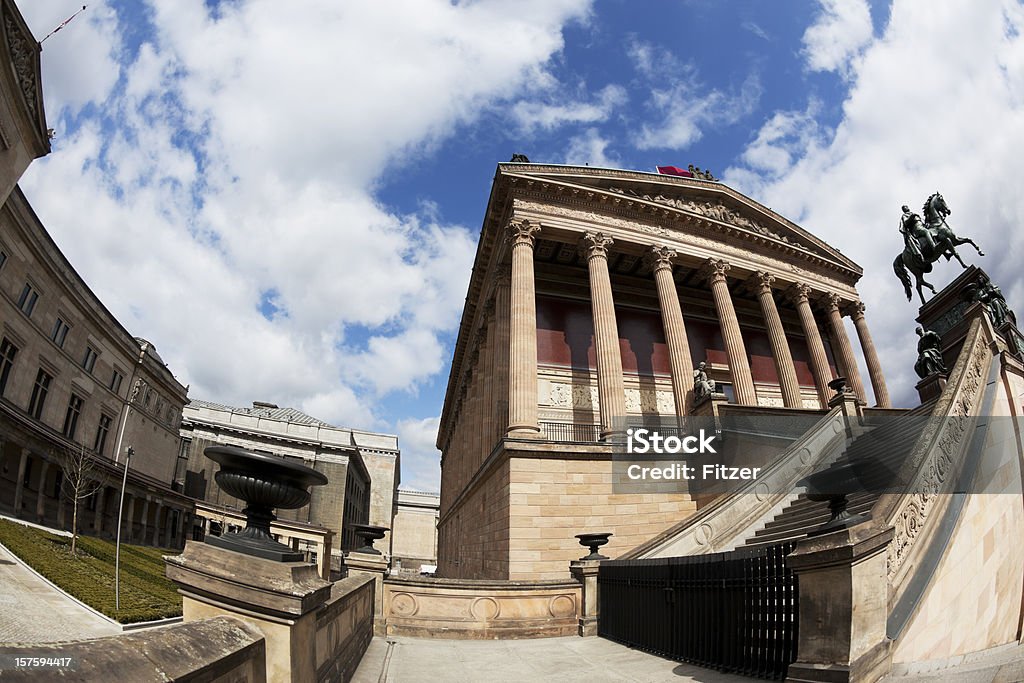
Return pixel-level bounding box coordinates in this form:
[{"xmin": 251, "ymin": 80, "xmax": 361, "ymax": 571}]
[{"xmin": 0, "ymin": 519, "xmax": 182, "ymax": 623}]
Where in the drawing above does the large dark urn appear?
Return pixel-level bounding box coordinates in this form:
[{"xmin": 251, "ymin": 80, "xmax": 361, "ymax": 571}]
[
  {"xmin": 204, "ymin": 445, "xmax": 328, "ymax": 562},
  {"xmin": 575, "ymin": 532, "xmax": 613, "ymax": 561},
  {"xmin": 350, "ymin": 524, "xmax": 389, "ymax": 555},
  {"xmin": 799, "ymin": 460, "xmax": 870, "ymax": 536},
  {"xmin": 828, "ymin": 376, "xmax": 849, "ymax": 397}
]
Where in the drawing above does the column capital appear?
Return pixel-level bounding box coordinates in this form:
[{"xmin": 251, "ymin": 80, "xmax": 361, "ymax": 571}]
[
  {"xmin": 481, "ymin": 297, "xmax": 496, "ymax": 319},
  {"xmin": 846, "ymin": 300, "xmax": 867, "ymax": 319},
  {"xmin": 698, "ymin": 257, "xmax": 731, "ymax": 285},
  {"xmin": 823, "ymin": 292, "xmax": 844, "ymax": 313},
  {"xmin": 578, "ymin": 232, "xmax": 614, "ymax": 260},
  {"xmin": 786, "ymin": 281, "xmax": 813, "ymax": 305},
  {"xmin": 643, "ymin": 245, "xmax": 678, "ymax": 273},
  {"xmin": 507, "ymin": 219, "xmax": 541, "ymax": 247},
  {"xmin": 752, "ymin": 270, "xmax": 776, "ymax": 295}
]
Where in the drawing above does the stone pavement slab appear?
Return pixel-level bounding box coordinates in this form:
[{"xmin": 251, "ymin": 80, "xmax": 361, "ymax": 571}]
[
  {"xmin": 0, "ymin": 543, "xmax": 121, "ymax": 644},
  {"xmin": 352, "ymin": 635, "xmax": 751, "ymax": 683}
]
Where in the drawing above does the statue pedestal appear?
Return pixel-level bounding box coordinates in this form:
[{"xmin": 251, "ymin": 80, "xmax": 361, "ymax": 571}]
[
  {"xmin": 915, "ymin": 372, "xmax": 948, "ymax": 403},
  {"xmin": 165, "ymin": 540, "xmax": 332, "ymax": 683},
  {"xmin": 691, "ymin": 392, "xmax": 727, "ymax": 418},
  {"xmin": 343, "ymin": 551, "xmax": 389, "ymax": 635}
]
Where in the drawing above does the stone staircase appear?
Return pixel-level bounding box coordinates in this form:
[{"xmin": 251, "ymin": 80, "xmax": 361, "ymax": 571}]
[{"xmin": 743, "ymin": 401, "xmax": 937, "ymax": 549}]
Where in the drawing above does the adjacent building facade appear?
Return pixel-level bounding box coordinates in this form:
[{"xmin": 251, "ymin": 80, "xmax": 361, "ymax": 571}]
[
  {"xmin": 179, "ymin": 399, "xmax": 401, "ymax": 554},
  {"xmin": 391, "ymin": 487, "xmax": 439, "ymax": 572},
  {"xmin": 0, "ymin": 0, "xmax": 193, "ymax": 547},
  {"xmin": 436, "ymin": 162, "xmax": 891, "ymax": 580}
]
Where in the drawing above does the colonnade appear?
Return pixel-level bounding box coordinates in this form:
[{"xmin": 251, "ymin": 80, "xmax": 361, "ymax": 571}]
[{"xmin": 442, "ymin": 220, "xmax": 892, "ymax": 459}]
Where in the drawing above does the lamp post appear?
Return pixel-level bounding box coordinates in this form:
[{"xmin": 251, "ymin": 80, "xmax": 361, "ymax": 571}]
[{"xmin": 114, "ymin": 445, "xmax": 133, "ymax": 612}]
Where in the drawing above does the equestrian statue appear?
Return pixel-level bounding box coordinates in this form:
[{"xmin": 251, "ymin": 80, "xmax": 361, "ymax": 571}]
[{"xmin": 892, "ymin": 192, "xmax": 984, "ymax": 304}]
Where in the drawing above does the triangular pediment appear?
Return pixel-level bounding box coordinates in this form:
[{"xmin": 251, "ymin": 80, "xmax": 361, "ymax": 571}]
[{"xmin": 497, "ymin": 163, "xmax": 860, "ymax": 274}]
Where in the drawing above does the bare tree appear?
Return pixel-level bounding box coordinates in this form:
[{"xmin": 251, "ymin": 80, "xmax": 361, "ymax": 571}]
[{"xmin": 57, "ymin": 443, "xmax": 103, "ymax": 555}]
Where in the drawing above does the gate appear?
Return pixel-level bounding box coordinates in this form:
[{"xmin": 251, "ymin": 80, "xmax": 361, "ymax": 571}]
[{"xmin": 598, "ymin": 541, "xmax": 798, "ymax": 680}]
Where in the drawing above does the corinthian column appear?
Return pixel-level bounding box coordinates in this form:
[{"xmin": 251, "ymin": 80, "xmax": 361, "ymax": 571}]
[
  {"xmin": 824, "ymin": 293, "xmax": 867, "ymax": 402},
  {"xmin": 646, "ymin": 246, "xmax": 694, "ymax": 417},
  {"xmin": 507, "ymin": 220, "xmax": 541, "ymax": 437},
  {"xmin": 579, "ymin": 232, "xmax": 627, "ymax": 438},
  {"xmin": 788, "ymin": 283, "xmax": 833, "ymax": 406},
  {"xmin": 700, "ymin": 259, "xmax": 757, "ymax": 406},
  {"xmin": 849, "ymin": 302, "xmax": 891, "ymax": 408},
  {"xmin": 492, "ymin": 273, "xmax": 511, "ymax": 440},
  {"xmin": 752, "ymin": 272, "xmax": 802, "ymax": 408}
]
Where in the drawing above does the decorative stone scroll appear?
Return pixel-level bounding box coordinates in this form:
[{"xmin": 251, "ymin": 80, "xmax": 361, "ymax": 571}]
[{"xmin": 886, "ymin": 321, "xmax": 990, "ymax": 578}]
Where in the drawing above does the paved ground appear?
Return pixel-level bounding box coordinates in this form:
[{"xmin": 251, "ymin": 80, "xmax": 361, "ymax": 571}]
[
  {"xmin": 353, "ymin": 636, "xmax": 1024, "ymax": 683},
  {"xmin": 352, "ymin": 636, "xmax": 752, "ymax": 683},
  {"xmin": 0, "ymin": 540, "xmax": 121, "ymax": 644}
]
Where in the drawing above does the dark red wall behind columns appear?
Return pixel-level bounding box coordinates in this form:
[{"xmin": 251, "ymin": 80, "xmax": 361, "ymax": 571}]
[{"xmin": 535, "ymin": 295, "xmax": 836, "ymax": 385}]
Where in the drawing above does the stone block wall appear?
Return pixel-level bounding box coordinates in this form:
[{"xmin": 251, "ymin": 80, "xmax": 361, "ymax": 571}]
[
  {"xmin": 892, "ymin": 367, "xmax": 1024, "ymax": 665},
  {"xmin": 507, "ymin": 454, "xmax": 696, "ymax": 580}
]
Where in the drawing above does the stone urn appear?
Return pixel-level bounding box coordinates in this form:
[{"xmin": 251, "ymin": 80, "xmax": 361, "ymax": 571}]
[
  {"xmin": 350, "ymin": 524, "xmax": 389, "ymax": 555},
  {"xmin": 828, "ymin": 376, "xmax": 849, "ymax": 397},
  {"xmin": 204, "ymin": 445, "xmax": 328, "ymax": 561},
  {"xmin": 575, "ymin": 532, "xmax": 613, "ymax": 561},
  {"xmin": 799, "ymin": 460, "xmax": 870, "ymax": 535}
]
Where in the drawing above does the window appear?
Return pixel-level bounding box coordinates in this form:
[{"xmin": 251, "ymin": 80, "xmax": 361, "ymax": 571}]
[
  {"xmin": 17, "ymin": 283, "xmax": 38, "ymax": 317},
  {"xmin": 50, "ymin": 317, "xmax": 71, "ymax": 348},
  {"xmin": 28, "ymin": 369, "xmax": 51, "ymax": 419},
  {"xmin": 94, "ymin": 414, "xmax": 112, "ymax": 455},
  {"xmin": 109, "ymin": 369, "xmax": 123, "ymax": 394},
  {"xmin": 62, "ymin": 394, "xmax": 84, "ymax": 439},
  {"xmin": 81, "ymin": 345, "xmax": 98, "ymax": 374},
  {"xmin": 0, "ymin": 337, "xmax": 17, "ymax": 397}
]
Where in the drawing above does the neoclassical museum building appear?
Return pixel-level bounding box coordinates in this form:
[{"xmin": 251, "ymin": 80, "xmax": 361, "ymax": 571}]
[
  {"xmin": 0, "ymin": 0, "xmax": 193, "ymax": 547},
  {"xmin": 436, "ymin": 161, "xmax": 892, "ymax": 580}
]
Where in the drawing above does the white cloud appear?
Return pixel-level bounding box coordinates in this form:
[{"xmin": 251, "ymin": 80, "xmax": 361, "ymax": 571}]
[
  {"xmin": 728, "ymin": 0, "xmax": 1024, "ymax": 407},
  {"xmin": 396, "ymin": 416, "xmax": 442, "ymax": 491},
  {"xmin": 563, "ymin": 127, "xmax": 619, "ymax": 168},
  {"xmin": 802, "ymin": 0, "xmax": 873, "ymax": 77},
  {"xmin": 627, "ymin": 39, "xmax": 761, "ymax": 150},
  {"xmin": 19, "ymin": 0, "xmax": 592, "ymax": 441},
  {"xmin": 511, "ymin": 84, "xmax": 627, "ymax": 134}
]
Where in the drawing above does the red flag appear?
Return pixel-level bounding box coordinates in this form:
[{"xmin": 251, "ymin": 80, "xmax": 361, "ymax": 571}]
[{"xmin": 656, "ymin": 165, "xmax": 692, "ymax": 177}]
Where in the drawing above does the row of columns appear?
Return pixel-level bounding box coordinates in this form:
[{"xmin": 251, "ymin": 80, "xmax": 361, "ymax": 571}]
[
  {"xmin": 500, "ymin": 222, "xmax": 892, "ymax": 438},
  {"xmin": 6, "ymin": 445, "xmax": 188, "ymax": 547}
]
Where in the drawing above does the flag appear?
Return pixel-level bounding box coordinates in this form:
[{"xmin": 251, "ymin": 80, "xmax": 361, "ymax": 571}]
[{"xmin": 656, "ymin": 165, "xmax": 692, "ymax": 177}]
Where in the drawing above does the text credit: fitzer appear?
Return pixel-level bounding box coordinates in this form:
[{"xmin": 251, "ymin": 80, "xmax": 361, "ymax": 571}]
[{"xmin": 624, "ymin": 428, "xmax": 761, "ymax": 481}]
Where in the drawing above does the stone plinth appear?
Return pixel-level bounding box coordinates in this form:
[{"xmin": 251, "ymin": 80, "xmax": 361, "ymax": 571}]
[
  {"xmin": 691, "ymin": 393, "xmax": 728, "ymax": 418},
  {"xmin": 343, "ymin": 550, "xmax": 389, "ymax": 635},
  {"xmin": 569, "ymin": 559, "xmax": 601, "ymax": 636},
  {"xmin": 166, "ymin": 540, "xmax": 331, "ymax": 683},
  {"xmin": 915, "ymin": 373, "xmax": 948, "ymax": 404},
  {"xmin": 786, "ymin": 525, "xmax": 894, "ymax": 683}
]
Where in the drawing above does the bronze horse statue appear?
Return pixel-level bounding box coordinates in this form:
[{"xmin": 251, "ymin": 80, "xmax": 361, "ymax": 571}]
[{"xmin": 893, "ymin": 192, "xmax": 984, "ymax": 304}]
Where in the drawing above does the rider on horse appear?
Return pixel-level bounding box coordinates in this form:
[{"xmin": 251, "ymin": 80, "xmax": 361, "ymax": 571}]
[{"xmin": 899, "ymin": 205, "xmax": 936, "ymax": 261}]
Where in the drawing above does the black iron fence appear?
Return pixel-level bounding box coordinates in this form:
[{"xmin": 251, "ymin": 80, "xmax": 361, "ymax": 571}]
[
  {"xmin": 539, "ymin": 420, "xmax": 601, "ymax": 443},
  {"xmin": 598, "ymin": 541, "xmax": 798, "ymax": 680}
]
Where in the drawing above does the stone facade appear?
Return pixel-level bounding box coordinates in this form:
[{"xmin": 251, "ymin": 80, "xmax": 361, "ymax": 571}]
[
  {"xmin": 391, "ymin": 487, "xmax": 439, "ymax": 571},
  {"xmin": 178, "ymin": 399, "xmax": 399, "ymax": 553},
  {"xmin": 0, "ymin": 0, "xmax": 192, "ymax": 548},
  {"xmin": 437, "ymin": 163, "xmax": 891, "ymax": 579}
]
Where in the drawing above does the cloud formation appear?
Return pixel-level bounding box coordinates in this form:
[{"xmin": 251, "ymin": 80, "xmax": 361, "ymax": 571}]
[{"xmin": 19, "ymin": 0, "xmax": 593, "ymax": 489}]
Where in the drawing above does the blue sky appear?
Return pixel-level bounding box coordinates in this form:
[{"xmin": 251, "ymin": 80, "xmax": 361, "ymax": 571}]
[{"xmin": 17, "ymin": 0, "xmax": 1024, "ymax": 490}]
